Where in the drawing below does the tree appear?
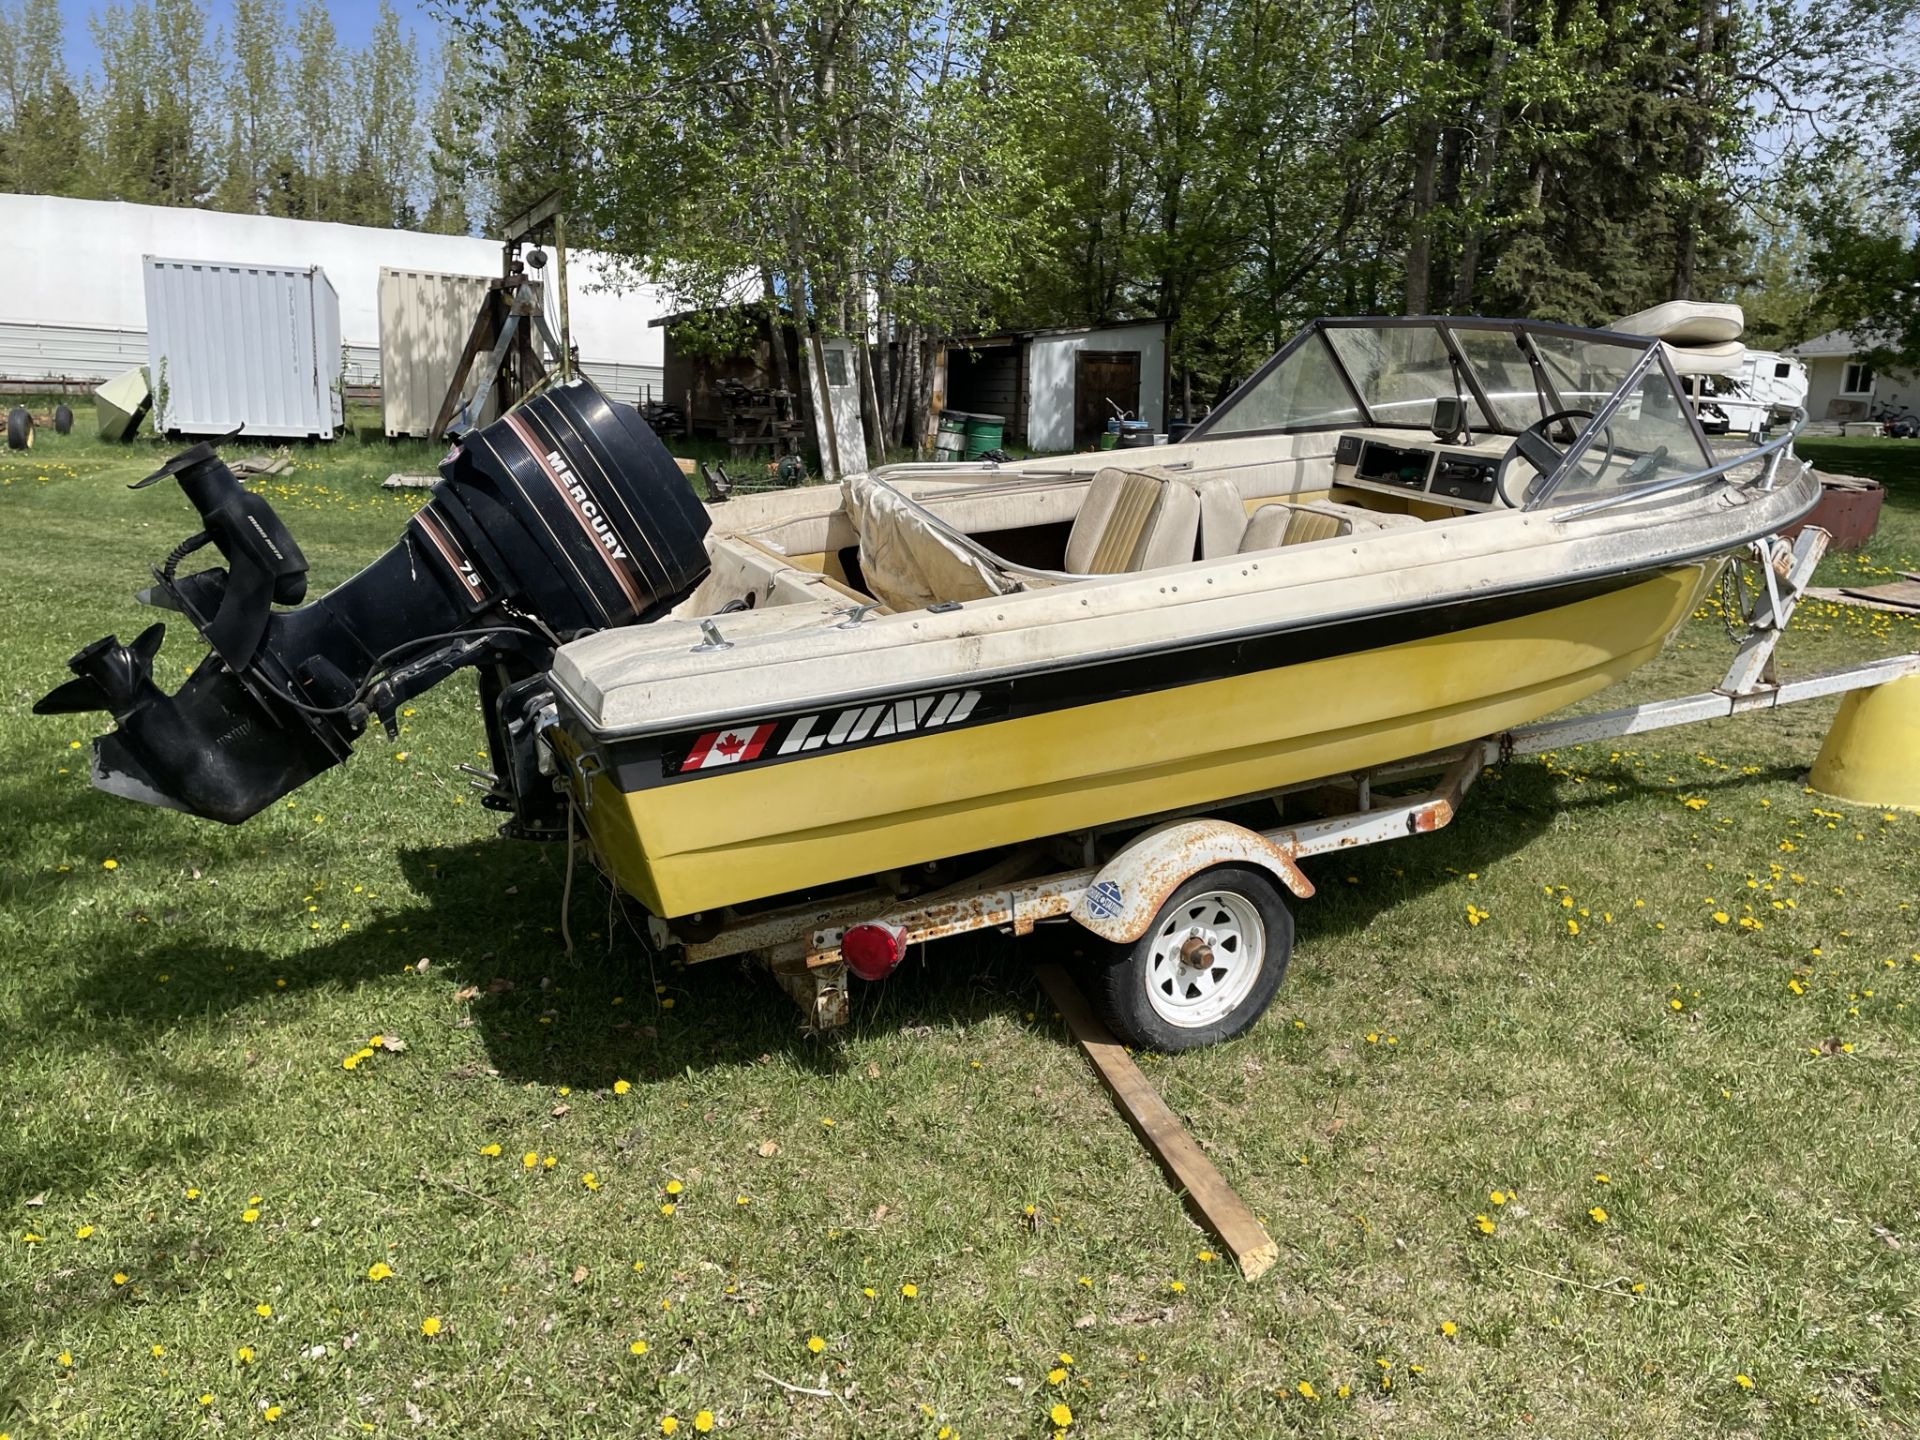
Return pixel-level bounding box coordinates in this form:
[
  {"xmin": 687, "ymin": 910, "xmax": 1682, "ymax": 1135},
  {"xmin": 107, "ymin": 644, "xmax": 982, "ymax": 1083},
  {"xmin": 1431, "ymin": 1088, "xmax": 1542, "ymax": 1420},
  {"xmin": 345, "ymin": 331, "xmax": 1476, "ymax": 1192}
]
[
  {"xmin": 0, "ymin": 0, "xmax": 91, "ymax": 196},
  {"xmin": 458, "ymin": 0, "xmax": 1061, "ymax": 473},
  {"xmin": 341, "ymin": 0, "xmax": 422, "ymax": 226},
  {"xmin": 288, "ymin": 0, "xmax": 346, "ymax": 218},
  {"xmin": 421, "ymin": 30, "xmax": 480, "ymax": 234},
  {"xmin": 213, "ymin": 0, "xmax": 288, "ymax": 213},
  {"xmin": 90, "ymin": 0, "xmax": 215, "ymax": 205}
]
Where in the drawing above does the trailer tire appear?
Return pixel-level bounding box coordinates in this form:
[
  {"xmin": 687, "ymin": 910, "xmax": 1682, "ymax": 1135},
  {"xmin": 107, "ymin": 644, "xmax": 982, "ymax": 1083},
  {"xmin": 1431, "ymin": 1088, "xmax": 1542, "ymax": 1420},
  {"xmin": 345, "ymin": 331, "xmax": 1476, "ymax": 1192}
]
[
  {"xmin": 53, "ymin": 403, "xmax": 74, "ymax": 435},
  {"xmin": 6, "ymin": 406, "xmax": 32, "ymax": 450},
  {"xmin": 1089, "ymin": 865, "xmax": 1292, "ymax": 1051}
]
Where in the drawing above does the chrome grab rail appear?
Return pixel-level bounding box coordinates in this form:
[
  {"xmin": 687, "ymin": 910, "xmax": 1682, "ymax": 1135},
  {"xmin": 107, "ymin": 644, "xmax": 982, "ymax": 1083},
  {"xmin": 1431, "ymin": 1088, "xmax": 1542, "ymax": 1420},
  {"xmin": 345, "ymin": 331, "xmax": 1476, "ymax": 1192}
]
[{"xmin": 1551, "ymin": 407, "xmax": 1807, "ymax": 522}]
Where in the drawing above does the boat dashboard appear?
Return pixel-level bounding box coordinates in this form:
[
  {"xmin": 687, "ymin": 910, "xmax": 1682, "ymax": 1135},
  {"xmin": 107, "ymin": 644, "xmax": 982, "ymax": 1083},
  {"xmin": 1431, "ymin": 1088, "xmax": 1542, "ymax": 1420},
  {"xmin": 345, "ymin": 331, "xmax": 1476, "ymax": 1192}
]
[{"xmin": 1329, "ymin": 427, "xmax": 1514, "ymax": 512}]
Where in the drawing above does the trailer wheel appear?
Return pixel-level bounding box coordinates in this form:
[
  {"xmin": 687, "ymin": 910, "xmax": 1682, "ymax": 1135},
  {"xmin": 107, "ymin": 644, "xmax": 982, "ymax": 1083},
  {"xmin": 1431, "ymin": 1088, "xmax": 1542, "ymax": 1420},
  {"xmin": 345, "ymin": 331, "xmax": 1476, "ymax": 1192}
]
[
  {"xmin": 53, "ymin": 403, "xmax": 73, "ymax": 435},
  {"xmin": 6, "ymin": 406, "xmax": 32, "ymax": 450},
  {"xmin": 1089, "ymin": 865, "xmax": 1292, "ymax": 1051}
]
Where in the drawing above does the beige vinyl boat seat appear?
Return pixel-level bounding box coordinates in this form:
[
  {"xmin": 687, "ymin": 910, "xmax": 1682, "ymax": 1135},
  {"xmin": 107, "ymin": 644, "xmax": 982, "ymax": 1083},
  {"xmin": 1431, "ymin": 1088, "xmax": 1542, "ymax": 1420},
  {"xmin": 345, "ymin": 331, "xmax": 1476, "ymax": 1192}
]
[
  {"xmin": 1237, "ymin": 500, "xmax": 1420, "ymax": 553},
  {"xmin": 1064, "ymin": 465, "xmax": 1202, "ymax": 574}
]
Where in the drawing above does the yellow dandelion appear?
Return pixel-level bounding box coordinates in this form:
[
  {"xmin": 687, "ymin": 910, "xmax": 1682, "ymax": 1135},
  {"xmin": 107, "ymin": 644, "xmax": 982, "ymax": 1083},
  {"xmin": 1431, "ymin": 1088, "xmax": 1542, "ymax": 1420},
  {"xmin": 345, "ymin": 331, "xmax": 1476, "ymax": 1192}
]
[
  {"xmin": 1474, "ymin": 1214, "xmax": 1497, "ymax": 1234},
  {"xmin": 1441, "ymin": 1320, "xmax": 1458, "ymax": 1337},
  {"xmin": 660, "ymin": 1417, "xmax": 679, "ymax": 1436},
  {"xmin": 241, "ymin": 1209, "xmax": 260, "ymax": 1223},
  {"xmin": 1589, "ymin": 1206, "xmax": 1609, "ymax": 1224},
  {"xmin": 1050, "ymin": 1403, "xmax": 1074, "ymax": 1427},
  {"xmin": 614, "ymin": 1079, "xmax": 631, "ymax": 1095},
  {"xmin": 479, "ymin": 1143, "xmax": 502, "ymax": 1157},
  {"xmin": 151, "ymin": 1344, "xmax": 165, "ymax": 1357},
  {"xmin": 57, "ymin": 1349, "xmax": 74, "ymax": 1367},
  {"xmin": 660, "ymin": 1203, "xmax": 676, "ymax": 1216},
  {"xmin": 367, "ymin": 1262, "xmax": 394, "ymax": 1282},
  {"xmin": 522, "ymin": 1152, "xmax": 538, "ymax": 1170},
  {"xmin": 629, "ymin": 1339, "xmax": 650, "ymax": 1356},
  {"xmin": 1736, "ymin": 1374, "xmax": 1754, "ymax": 1389},
  {"xmin": 102, "ymin": 858, "xmax": 119, "ymax": 870},
  {"xmin": 807, "ymin": 1335, "xmax": 826, "ymax": 1354},
  {"xmin": 664, "ymin": 1179, "xmax": 683, "ymax": 1196},
  {"xmin": 1168, "ymin": 1279, "xmax": 1185, "ymax": 1293},
  {"xmin": 198, "ymin": 1394, "xmax": 213, "ymax": 1407},
  {"xmin": 901, "ymin": 1282, "xmax": 919, "ymax": 1298},
  {"xmin": 1489, "ymin": 1189, "xmax": 1507, "ymax": 1205},
  {"xmin": 237, "ymin": 1346, "xmax": 254, "ymax": 1364},
  {"xmin": 75, "ymin": 1225, "xmax": 94, "ymax": 1240},
  {"xmin": 255, "ymin": 1303, "xmax": 272, "ymax": 1317},
  {"xmin": 420, "ymin": 1316, "xmax": 442, "ymax": 1336},
  {"xmin": 1295, "ymin": 1380, "xmax": 1317, "ymax": 1400},
  {"xmin": 693, "ymin": 1414, "xmax": 714, "ymax": 1435},
  {"xmin": 264, "ymin": 1405, "xmax": 282, "ymax": 1422}
]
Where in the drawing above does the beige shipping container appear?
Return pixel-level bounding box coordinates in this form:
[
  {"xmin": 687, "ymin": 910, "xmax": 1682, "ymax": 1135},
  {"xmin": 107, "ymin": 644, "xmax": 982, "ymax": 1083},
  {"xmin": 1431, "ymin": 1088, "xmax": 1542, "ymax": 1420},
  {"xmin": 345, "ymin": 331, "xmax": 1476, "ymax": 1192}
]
[{"xmin": 378, "ymin": 267, "xmax": 492, "ymax": 438}]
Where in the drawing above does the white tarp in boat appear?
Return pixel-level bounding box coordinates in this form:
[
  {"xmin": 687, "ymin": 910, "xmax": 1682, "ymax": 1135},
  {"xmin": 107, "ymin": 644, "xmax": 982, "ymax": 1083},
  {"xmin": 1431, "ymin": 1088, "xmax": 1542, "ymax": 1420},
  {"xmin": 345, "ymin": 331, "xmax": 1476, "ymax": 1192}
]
[{"xmin": 844, "ymin": 471, "xmax": 1023, "ymax": 612}]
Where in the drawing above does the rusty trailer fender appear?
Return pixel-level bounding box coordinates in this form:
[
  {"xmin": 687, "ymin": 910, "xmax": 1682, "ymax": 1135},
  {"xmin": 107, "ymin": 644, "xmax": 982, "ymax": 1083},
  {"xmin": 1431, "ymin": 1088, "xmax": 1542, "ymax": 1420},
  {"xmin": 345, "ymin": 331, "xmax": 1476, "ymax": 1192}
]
[{"xmin": 1069, "ymin": 818, "xmax": 1316, "ymax": 944}]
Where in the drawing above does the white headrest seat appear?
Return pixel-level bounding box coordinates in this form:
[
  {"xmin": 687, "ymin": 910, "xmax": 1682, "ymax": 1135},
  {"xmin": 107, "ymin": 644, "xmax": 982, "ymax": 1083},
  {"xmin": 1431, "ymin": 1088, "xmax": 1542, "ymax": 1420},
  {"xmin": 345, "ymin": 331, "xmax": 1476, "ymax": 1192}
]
[
  {"xmin": 1610, "ymin": 301, "xmax": 1744, "ymax": 344},
  {"xmin": 1661, "ymin": 339, "xmax": 1747, "ymax": 377},
  {"xmin": 1064, "ymin": 466, "xmax": 1201, "ymax": 574}
]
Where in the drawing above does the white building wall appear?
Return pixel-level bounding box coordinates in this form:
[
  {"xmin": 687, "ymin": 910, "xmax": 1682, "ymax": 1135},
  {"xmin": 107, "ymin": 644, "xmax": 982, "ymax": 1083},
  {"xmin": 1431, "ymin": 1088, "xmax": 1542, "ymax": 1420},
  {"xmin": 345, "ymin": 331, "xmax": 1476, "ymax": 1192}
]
[
  {"xmin": 1024, "ymin": 323, "xmax": 1167, "ymax": 452},
  {"xmin": 0, "ymin": 194, "xmax": 669, "ymax": 388}
]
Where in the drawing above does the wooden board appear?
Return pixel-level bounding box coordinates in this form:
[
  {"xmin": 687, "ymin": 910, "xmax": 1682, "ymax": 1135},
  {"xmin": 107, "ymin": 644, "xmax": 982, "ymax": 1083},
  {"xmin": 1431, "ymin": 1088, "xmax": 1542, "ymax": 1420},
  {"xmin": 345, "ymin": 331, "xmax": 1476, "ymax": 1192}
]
[
  {"xmin": 1807, "ymin": 585, "xmax": 1920, "ymax": 615},
  {"xmin": 1840, "ymin": 581, "xmax": 1920, "ymax": 612},
  {"xmin": 675, "ymin": 456, "xmax": 697, "ymax": 476},
  {"xmin": 1034, "ymin": 963, "xmax": 1279, "ymax": 1282}
]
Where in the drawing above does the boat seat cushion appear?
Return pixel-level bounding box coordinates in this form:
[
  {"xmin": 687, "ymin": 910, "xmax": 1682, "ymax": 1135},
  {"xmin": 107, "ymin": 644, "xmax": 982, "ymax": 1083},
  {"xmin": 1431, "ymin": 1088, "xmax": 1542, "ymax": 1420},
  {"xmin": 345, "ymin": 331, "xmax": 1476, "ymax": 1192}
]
[
  {"xmin": 1237, "ymin": 501, "xmax": 1417, "ymax": 553},
  {"xmin": 1064, "ymin": 466, "xmax": 1202, "ymax": 574}
]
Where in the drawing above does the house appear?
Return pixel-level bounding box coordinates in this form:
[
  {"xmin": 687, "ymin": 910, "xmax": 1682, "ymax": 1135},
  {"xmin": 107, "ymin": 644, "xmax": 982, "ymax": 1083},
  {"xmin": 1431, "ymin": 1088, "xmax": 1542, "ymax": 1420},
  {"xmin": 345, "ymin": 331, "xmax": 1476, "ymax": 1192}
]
[
  {"xmin": 938, "ymin": 320, "xmax": 1168, "ymax": 452},
  {"xmin": 1790, "ymin": 328, "xmax": 1915, "ymax": 428}
]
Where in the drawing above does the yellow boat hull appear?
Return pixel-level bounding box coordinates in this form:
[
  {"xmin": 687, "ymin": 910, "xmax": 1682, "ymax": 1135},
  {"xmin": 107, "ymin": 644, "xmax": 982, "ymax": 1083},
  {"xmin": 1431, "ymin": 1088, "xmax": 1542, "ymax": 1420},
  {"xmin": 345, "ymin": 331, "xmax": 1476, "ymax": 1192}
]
[{"xmin": 569, "ymin": 562, "xmax": 1718, "ymax": 917}]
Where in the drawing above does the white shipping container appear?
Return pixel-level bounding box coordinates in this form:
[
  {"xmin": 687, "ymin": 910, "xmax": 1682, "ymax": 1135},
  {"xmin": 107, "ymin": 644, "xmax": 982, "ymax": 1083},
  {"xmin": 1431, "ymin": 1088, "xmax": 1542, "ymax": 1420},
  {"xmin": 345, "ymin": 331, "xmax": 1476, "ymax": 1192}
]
[
  {"xmin": 378, "ymin": 266, "xmax": 492, "ymax": 438},
  {"xmin": 143, "ymin": 256, "xmax": 344, "ymax": 440}
]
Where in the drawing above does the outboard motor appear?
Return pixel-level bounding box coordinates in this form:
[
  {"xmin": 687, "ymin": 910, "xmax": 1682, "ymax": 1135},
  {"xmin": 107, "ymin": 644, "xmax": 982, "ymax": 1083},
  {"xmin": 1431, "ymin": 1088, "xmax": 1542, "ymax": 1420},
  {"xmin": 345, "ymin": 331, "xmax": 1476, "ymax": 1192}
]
[{"xmin": 37, "ymin": 379, "xmax": 710, "ymax": 834}]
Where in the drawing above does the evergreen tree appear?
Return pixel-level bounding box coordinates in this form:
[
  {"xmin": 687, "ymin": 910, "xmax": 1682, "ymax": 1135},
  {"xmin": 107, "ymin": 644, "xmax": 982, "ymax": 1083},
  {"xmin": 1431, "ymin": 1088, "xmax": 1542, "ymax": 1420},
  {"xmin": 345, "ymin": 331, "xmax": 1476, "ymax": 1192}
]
[{"xmin": 0, "ymin": 0, "xmax": 91, "ymax": 196}]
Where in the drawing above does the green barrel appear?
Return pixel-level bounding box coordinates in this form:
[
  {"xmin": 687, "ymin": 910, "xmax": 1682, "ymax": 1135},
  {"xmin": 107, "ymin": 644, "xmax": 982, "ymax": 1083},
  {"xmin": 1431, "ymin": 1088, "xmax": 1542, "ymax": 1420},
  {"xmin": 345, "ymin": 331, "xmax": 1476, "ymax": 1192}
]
[
  {"xmin": 962, "ymin": 412, "xmax": 1005, "ymax": 459},
  {"xmin": 934, "ymin": 410, "xmax": 969, "ymax": 461}
]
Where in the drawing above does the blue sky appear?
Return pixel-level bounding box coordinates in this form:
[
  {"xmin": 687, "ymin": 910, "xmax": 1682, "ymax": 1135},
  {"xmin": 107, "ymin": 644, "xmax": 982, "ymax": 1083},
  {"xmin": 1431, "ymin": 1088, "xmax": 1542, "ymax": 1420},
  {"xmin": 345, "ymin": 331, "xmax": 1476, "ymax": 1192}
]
[{"xmin": 57, "ymin": 0, "xmax": 445, "ymax": 77}]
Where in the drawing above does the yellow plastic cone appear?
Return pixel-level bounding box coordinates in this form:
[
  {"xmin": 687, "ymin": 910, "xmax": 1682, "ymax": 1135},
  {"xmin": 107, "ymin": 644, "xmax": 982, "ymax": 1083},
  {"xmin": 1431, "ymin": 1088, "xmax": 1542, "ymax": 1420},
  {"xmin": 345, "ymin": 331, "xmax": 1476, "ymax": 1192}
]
[{"xmin": 1810, "ymin": 674, "xmax": 1920, "ymax": 811}]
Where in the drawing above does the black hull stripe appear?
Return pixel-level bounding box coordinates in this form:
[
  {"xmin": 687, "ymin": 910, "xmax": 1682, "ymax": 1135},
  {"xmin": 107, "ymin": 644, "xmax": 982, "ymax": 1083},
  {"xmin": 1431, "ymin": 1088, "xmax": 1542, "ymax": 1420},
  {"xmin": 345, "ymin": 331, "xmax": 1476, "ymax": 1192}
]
[{"xmin": 602, "ymin": 560, "xmax": 1699, "ymax": 792}]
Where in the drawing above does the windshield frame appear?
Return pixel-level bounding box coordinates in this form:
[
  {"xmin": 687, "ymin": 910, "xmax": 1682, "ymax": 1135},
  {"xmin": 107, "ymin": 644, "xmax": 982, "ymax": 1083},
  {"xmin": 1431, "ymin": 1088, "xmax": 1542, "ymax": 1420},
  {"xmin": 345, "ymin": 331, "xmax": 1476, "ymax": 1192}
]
[{"xmin": 1183, "ymin": 315, "xmax": 1718, "ymax": 510}]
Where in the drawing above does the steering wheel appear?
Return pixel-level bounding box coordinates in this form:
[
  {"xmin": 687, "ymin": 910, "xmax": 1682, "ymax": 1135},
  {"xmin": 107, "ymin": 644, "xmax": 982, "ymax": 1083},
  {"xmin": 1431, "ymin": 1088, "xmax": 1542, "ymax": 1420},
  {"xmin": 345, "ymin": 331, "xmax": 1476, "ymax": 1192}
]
[{"xmin": 1495, "ymin": 408, "xmax": 1613, "ymax": 508}]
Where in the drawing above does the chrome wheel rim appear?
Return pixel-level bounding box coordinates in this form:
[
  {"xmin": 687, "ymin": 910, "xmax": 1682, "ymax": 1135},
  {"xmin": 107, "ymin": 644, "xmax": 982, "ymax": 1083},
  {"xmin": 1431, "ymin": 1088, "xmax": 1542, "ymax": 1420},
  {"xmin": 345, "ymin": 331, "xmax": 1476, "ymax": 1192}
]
[{"xmin": 1144, "ymin": 889, "xmax": 1265, "ymax": 1029}]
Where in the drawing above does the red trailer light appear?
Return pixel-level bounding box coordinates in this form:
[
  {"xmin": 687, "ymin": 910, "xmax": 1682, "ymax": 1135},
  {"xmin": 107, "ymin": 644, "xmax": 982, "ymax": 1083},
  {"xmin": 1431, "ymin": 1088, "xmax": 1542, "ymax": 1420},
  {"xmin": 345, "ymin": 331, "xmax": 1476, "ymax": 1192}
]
[{"xmin": 842, "ymin": 922, "xmax": 908, "ymax": 981}]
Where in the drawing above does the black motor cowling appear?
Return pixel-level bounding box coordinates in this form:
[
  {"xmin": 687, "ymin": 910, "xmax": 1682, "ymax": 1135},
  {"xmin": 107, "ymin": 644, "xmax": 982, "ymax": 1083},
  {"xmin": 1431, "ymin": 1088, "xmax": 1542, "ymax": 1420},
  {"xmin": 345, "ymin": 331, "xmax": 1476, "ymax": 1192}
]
[{"xmin": 36, "ymin": 379, "xmax": 710, "ymax": 826}]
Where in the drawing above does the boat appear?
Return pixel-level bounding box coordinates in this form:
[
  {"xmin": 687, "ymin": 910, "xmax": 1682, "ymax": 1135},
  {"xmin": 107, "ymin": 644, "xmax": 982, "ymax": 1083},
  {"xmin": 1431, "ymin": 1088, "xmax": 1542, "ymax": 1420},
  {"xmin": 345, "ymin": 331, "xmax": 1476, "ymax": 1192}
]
[
  {"xmin": 544, "ymin": 314, "xmax": 1817, "ymax": 920},
  {"xmin": 41, "ymin": 313, "xmax": 1816, "ymax": 1042}
]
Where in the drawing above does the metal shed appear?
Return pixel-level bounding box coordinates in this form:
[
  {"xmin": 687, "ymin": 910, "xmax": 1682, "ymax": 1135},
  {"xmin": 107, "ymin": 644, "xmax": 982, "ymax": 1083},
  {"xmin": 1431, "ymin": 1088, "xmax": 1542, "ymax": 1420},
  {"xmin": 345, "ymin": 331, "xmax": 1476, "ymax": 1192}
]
[
  {"xmin": 143, "ymin": 256, "xmax": 344, "ymax": 440},
  {"xmin": 378, "ymin": 267, "xmax": 494, "ymax": 438}
]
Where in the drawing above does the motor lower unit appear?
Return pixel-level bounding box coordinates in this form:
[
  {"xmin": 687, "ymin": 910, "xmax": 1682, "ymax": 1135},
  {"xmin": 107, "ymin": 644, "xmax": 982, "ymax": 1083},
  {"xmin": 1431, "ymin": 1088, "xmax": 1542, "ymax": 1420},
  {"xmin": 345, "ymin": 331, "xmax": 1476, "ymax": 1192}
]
[{"xmin": 38, "ymin": 379, "xmax": 711, "ymax": 833}]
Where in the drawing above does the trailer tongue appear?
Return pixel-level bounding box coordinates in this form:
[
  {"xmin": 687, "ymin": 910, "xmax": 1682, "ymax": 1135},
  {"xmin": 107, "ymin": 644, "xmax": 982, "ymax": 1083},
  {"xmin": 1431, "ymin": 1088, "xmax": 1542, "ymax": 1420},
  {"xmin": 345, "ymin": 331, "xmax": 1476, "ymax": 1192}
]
[{"xmin": 36, "ymin": 378, "xmax": 711, "ymax": 829}]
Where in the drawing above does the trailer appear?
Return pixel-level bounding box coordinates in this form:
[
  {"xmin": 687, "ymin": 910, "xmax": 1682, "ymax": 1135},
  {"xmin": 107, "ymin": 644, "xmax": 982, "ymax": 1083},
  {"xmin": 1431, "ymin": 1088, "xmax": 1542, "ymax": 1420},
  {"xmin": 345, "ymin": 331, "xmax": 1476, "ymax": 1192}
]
[{"xmin": 625, "ymin": 525, "xmax": 1918, "ymax": 1048}]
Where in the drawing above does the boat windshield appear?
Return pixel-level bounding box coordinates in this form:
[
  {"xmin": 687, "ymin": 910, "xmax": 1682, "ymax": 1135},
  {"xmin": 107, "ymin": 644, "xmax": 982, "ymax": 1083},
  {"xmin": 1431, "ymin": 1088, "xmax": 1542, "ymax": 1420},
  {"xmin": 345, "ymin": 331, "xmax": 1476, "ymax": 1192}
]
[{"xmin": 1192, "ymin": 318, "xmax": 1716, "ymax": 505}]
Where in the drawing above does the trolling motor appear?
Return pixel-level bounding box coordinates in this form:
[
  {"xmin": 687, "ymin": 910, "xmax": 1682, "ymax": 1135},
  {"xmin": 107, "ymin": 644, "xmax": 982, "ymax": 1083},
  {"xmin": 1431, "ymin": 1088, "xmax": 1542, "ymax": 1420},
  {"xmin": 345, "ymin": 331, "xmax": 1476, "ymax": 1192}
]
[{"xmin": 37, "ymin": 379, "xmax": 711, "ymax": 830}]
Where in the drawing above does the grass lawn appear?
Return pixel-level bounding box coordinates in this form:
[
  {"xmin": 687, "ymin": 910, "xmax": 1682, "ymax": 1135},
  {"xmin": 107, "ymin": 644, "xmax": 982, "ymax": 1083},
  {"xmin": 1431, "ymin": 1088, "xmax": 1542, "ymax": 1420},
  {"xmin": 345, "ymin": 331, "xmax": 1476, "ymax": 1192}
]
[{"xmin": 1, "ymin": 423, "xmax": 1917, "ymax": 1439}]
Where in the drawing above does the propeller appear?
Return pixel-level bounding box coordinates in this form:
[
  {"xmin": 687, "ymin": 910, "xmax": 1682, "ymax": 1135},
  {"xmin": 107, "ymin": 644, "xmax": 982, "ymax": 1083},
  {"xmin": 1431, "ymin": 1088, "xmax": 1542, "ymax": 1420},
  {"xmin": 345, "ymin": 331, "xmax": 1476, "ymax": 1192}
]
[{"xmin": 34, "ymin": 623, "xmax": 168, "ymax": 718}]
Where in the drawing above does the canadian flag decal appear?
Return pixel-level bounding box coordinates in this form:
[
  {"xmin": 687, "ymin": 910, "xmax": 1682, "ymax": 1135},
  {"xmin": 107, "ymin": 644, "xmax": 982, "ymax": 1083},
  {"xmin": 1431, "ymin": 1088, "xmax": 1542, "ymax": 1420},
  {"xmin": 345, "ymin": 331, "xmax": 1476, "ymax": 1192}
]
[{"xmin": 681, "ymin": 722, "xmax": 777, "ymax": 771}]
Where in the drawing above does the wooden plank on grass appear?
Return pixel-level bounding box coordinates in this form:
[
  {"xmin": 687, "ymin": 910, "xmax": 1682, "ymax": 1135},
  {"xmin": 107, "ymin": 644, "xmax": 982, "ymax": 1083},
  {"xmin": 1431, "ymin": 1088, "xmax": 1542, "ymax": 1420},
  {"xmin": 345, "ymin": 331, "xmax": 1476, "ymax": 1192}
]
[{"xmin": 1034, "ymin": 962, "xmax": 1279, "ymax": 1282}]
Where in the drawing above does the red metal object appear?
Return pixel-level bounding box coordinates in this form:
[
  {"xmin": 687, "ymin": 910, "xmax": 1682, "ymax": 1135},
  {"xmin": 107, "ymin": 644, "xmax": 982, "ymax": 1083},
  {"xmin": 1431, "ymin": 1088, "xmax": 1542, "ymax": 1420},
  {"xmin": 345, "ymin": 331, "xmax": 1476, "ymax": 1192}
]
[
  {"xmin": 842, "ymin": 922, "xmax": 908, "ymax": 981},
  {"xmin": 1783, "ymin": 475, "xmax": 1884, "ymax": 551}
]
